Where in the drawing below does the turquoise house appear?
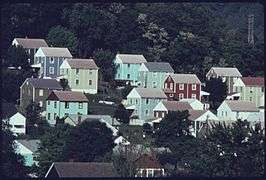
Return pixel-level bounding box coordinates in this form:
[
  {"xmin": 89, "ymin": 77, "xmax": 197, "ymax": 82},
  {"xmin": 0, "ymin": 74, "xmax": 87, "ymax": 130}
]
[
  {"xmin": 46, "ymin": 90, "xmax": 89, "ymax": 125},
  {"xmin": 138, "ymin": 62, "xmax": 174, "ymax": 89},
  {"xmin": 114, "ymin": 54, "xmax": 147, "ymax": 86},
  {"xmin": 125, "ymin": 88, "xmax": 167, "ymax": 125},
  {"xmin": 14, "ymin": 139, "xmax": 40, "ymax": 167}
]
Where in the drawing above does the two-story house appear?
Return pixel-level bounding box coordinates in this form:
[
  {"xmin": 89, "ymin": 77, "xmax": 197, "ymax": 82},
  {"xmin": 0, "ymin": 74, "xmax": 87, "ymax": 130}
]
[
  {"xmin": 206, "ymin": 67, "xmax": 242, "ymax": 94},
  {"xmin": 12, "ymin": 37, "xmax": 48, "ymax": 64},
  {"xmin": 138, "ymin": 62, "xmax": 174, "ymax": 89},
  {"xmin": 233, "ymin": 77, "xmax": 264, "ymax": 107},
  {"xmin": 60, "ymin": 59, "xmax": 99, "ymax": 94},
  {"xmin": 217, "ymin": 100, "xmax": 259, "ymax": 121},
  {"xmin": 46, "ymin": 90, "xmax": 89, "ymax": 125},
  {"xmin": 114, "ymin": 54, "xmax": 147, "ymax": 86},
  {"xmin": 20, "ymin": 78, "xmax": 63, "ymax": 113},
  {"xmin": 126, "ymin": 88, "xmax": 167, "ymax": 124},
  {"xmin": 164, "ymin": 74, "xmax": 201, "ymax": 101},
  {"xmin": 34, "ymin": 47, "xmax": 73, "ymax": 78}
]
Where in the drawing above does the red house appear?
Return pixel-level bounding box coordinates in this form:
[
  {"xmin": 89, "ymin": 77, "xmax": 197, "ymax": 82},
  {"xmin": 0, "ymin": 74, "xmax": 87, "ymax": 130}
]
[{"xmin": 164, "ymin": 74, "xmax": 201, "ymax": 101}]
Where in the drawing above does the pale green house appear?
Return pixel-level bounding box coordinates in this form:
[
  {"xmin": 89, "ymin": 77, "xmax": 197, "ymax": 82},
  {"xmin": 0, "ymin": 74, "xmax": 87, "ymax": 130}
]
[
  {"xmin": 60, "ymin": 59, "xmax": 99, "ymax": 94},
  {"xmin": 233, "ymin": 77, "xmax": 264, "ymax": 108},
  {"xmin": 46, "ymin": 90, "xmax": 89, "ymax": 125},
  {"xmin": 114, "ymin": 54, "xmax": 147, "ymax": 85},
  {"xmin": 137, "ymin": 62, "xmax": 174, "ymax": 89}
]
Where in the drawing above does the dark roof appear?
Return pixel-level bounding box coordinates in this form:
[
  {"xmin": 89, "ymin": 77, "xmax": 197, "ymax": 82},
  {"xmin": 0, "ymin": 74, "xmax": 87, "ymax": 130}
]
[
  {"xmin": 135, "ymin": 154, "xmax": 163, "ymax": 169},
  {"xmin": 242, "ymin": 77, "xmax": 264, "ymax": 87},
  {"xmin": 50, "ymin": 162, "xmax": 118, "ymax": 177},
  {"xmin": 116, "ymin": 54, "xmax": 147, "ymax": 64},
  {"xmin": 162, "ymin": 101, "xmax": 192, "ymax": 111},
  {"xmin": 170, "ymin": 74, "xmax": 201, "ymax": 84},
  {"xmin": 15, "ymin": 38, "xmax": 48, "ymax": 49},
  {"xmin": 143, "ymin": 62, "xmax": 174, "ymax": 72},
  {"xmin": 39, "ymin": 47, "xmax": 73, "ymax": 57},
  {"xmin": 1, "ymin": 99, "xmax": 17, "ymax": 119},
  {"xmin": 188, "ymin": 110, "xmax": 208, "ymax": 121},
  {"xmin": 26, "ymin": 78, "xmax": 63, "ymax": 90},
  {"xmin": 47, "ymin": 91, "xmax": 89, "ymax": 102},
  {"xmin": 66, "ymin": 59, "xmax": 99, "ymax": 69},
  {"xmin": 225, "ymin": 100, "xmax": 258, "ymax": 112},
  {"xmin": 16, "ymin": 139, "xmax": 40, "ymax": 152}
]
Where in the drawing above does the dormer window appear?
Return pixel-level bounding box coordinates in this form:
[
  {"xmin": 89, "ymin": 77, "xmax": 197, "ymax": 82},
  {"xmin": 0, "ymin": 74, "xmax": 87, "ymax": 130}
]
[{"xmin": 50, "ymin": 57, "xmax": 54, "ymax": 64}]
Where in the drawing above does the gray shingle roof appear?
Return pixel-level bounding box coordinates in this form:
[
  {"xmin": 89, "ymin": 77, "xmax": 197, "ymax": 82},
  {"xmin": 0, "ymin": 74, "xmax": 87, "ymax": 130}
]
[
  {"xmin": 39, "ymin": 47, "xmax": 72, "ymax": 57},
  {"xmin": 26, "ymin": 78, "xmax": 63, "ymax": 90},
  {"xmin": 188, "ymin": 110, "xmax": 207, "ymax": 121},
  {"xmin": 16, "ymin": 139, "xmax": 40, "ymax": 153},
  {"xmin": 170, "ymin": 74, "xmax": 201, "ymax": 84},
  {"xmin": 162, "ymin": 101, "xmax": 192, "ymax": 111},
  {"xmin": 66, "ymin": 59, "xmax": 99, "ymax": 69},
  {"xmin": 210, "ymin": 67, "xmax": 242, "ymax": 77},
  {"xmin": 15, "ymin": 38, "xmax": 48, "ymax": 49},
  {"xmin": 47, "ymin": 91, "xmax": 89, "ymax": 102},
  {"xmin": 117, "ymin": 54, "xmax": 147, "ymax": 64},
  {"xmin": 135, "ymin": 88, "xmax": 167, "ymax": 99},
  {"xmin": 225, "ymin": 100, "xmax": 258, "ymax": 112},
  {"xmin": 52, "ymin": 162, "xmax": 119, "ymax": 177},
  {"xmin": 143, "ymin": 62, "xmax": 174, "ymax": 72}
]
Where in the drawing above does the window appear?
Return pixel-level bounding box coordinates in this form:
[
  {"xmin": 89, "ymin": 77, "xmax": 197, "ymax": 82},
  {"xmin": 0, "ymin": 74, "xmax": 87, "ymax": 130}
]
[
  {"xmin": 65, "ymin": 102, "xmax": 69, "ymax": 109},
  {"xmin": 65, "ymin": 113, "xmax": 69, "ymax": 117},
  {"xmin": 127, "ymin": 64, "xmax": 130, "ymax": 68},
  {"xmin": 162, "ymin": 112, "xmax": 165, "ymax": 118},
  {"xmin": 170, "ymin": 83, "xmax": 173, "ymax": 90},
  {"xmin": 39, "ymin": 101, "xmax": 43, "ymax": 107},
  {"xmin": 135, "ymin": 99, "xmax": 138, "ymax": 104},
  {"xmin": 88, "ymin": 80, "xmax": 92, "ymax": 85},
  {"xmin": 127, "ymin": 74, "xmax": 130, "ymax": 79},
  {"xmin": 147, "ymin": 169, "xmax": 153, "ymax": 177},
  {"xmin": 240, "ymin": 87, "xmax": 243, "ymax": 92},
  {"xmin": 250, "ymin": 87, "xmax": 253, "ymax": 93},
  {"xmin": 66, "ymin": 69, "xmax": 68, "ymax": 74},
  {"xmin": 191, "ymin": 94, "xmax": 197, "ymax": 99},
  {"xmin": 79, "ymin": 102, "xmax": 83, "ymax": 109},
  {"xmin": 164, "ymin": 83, "xmax": 168, "ymax": 89},
  {"xmin": 249, "ymin": 97, "xmax": 252, "ymax": 101},
  {"xmin": 54, "ymin": 102, "xmax": 57, "ymax": 108},
  {"xmin": 47, "ymin": 113, "xmax": 51, "ymax": 120},
  {"xmin": 118, "ymin": 74, "xmax": 120, "ymax": 78},
  {"xmin": 146, "ymin": 98, "xmax": 149, "ymax": 104},
  {"xmin": 48, "ymin": 101, "xmax": 50, "ymax": 105},
  {"xmin": 76, "ymin": 69, "xmax": 79, "ymax": 74},
  {"xmin": 50, "ymin": 57, "xmax": 54, "ymax": 64},
  {"xmin": 179, "ymin": 84, "xmax": 184, "ymax": 90},
  {"xmin": 145, "ymin": 109, "xmax": 149, "ymax": 115},
  {"xmin": 262, "ymin": 87, "xmax": 264, "ymax": 92},
  {"xmin": 179, "ymin": 93, "xmax": 184, "ymax": 100},
  {"xmin": 54, "ymin": 113, "xmax": 57, "ymax": 120},
  {"xmin": 156, "ymin": 112, "xmax": 159, "ymax": 117},
  {"xmin": 76, "ymin": 79, "xmax": 79, "ymax": 85},
  {"xmin": 89, "ymin": 70, "xmax": 92, "ymax": 75},
  {"xmin": 221, "ymin": 111, "xmax": 224, "ymax": 116},
  {"xmin": 192, "ymin": 84, "xmax": 197, "ymax": 90},
  {"xmin": 130, "ymin": 99, "xmax": 133, "ymax": 104},
  {"xmin": 14, "ymin": 125, "xmax": 24, "ymax": 128},
  {"xmin": 153, "ymin": 72, "xmax": 157, "ymax": 77},
  {"xmin": 225, "ymin": 111, "xmax": 227, "ymax": 116},
  {"xmin": 49, "ymin": 67, "xmax": 54, "ymax": 74},
  {"xmin": 39, "ymin": 89, "xmax": 43, "ymax": 96},
  {"xmin": 153, "ymin": 81, "xmax": 157, "ymax": 88}
]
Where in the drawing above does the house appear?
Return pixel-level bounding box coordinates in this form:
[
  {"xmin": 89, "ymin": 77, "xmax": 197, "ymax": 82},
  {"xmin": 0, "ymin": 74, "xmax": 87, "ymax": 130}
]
[
  {"xmin": 46, "ymin": 91, "xmax": 89, "ymax": 125},
  {"xmin": 20, "ymin": 78, "xmax": 63, "ymax": 113},
  {"xmin": 34, "ymin": 47, "xmax": 72, "ymax": 78},
  {"xmin": 134, "ymin": 154, "xmax": 165, "ymax": 177},
  {"xmin": 14, "ymin": 139, "xmax": 40, "ymax": 167},
  {"xmin": 126, "ymin": 88, "xmax": 167, "ymax": 124},
  {"xmin": 138, "ymin": 62, "xmax": 174, "ymax": 89},
  {"xmin": 60, "ymin": 59, "xmax": 99, "ymax": 94},
  {"xmin": 164, "ymin": 74, "xmax": 201, "ymax": 101},
  {"xmin": 206, "ymin": 67, "xmax": 242, "ymax": 93},
  {"xmin": 247, "ymin": 112, "xmax": 264, "ymax": 130},
  {"xmin": 64, "ymin": 114, "xmax": 120, "ymax": 136},
  {"xmin": 217, "ymin": 100, "xmax": 259, "ymax": 121},
  {"xmin": 12, "ymin": 37, "xmax": 48, "ymax": 64},
  {"xmin": 188, "ymin": 110, "xmax": 218, "ymax": 137},
  {"xmin": 180, "ymin": 98, "xmax": 204, "ymax": 110},
  {"xmin": 45, "ymin": 162, "xmax": 119, "ymax": 177},
  {"xmin": 114, "ymin": 54, "xmax": 147, "ymax": 85},
  {"xmin": 233, "ymin": 77, "xmax": 264, "ymax": 107},
  {"xmin": 153, "ymin": 100, "xmax": 192, "ymax": 118},
  {"xmin": 7, "ymin": 112, "xmax": 27, "ymax": 136}
]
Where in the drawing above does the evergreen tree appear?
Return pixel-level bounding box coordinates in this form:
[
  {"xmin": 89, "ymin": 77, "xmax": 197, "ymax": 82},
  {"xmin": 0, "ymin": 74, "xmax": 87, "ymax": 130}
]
[{"xmin": 113, "ymin": 104, "xmax": 131, "ymax": 124}]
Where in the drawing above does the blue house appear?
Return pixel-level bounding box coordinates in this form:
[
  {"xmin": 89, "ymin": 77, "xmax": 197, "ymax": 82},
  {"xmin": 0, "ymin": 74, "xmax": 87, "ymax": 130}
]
[
  {"xmin": 114, "ymin": 54, "xmax": 147, "ymax": 85},
  {"xmin": 34, "ymin": 47, "xmax": 73, "ymax": 78}
]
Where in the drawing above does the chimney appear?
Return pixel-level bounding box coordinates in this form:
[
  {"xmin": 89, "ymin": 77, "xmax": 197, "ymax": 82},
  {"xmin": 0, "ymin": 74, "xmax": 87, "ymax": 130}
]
[{"xmin": 25, "ymin": 36, "xmax": 28, "ymax": 39}]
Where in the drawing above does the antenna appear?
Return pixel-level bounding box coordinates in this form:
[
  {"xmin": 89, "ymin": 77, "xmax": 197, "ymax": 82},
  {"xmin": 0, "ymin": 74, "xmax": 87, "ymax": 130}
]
[{"xmin": 248, "ymin": 14, "xmax": 254, "ymax": 46}]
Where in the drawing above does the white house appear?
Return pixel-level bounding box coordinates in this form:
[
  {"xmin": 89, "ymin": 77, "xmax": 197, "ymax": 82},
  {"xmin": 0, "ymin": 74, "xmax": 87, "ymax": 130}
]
[
  {"xmin": 217, "ymin": 100, "xmax": 259, "ymax": 121},
  {"xmin": 180, "ymin": 98, "xmax": 204, "ymax": 110},
  {"xmin": 8, "ymin": 112, "xmax": 26, "ymax": 136}
]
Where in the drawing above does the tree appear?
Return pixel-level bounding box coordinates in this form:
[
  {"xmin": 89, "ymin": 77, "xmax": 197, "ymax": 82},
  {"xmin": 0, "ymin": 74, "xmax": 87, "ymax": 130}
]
[
  {"xmin": 59, "ymin": 78, "xmax": 69, "ymax": 91},
  {"xmin": 25, "ymin": 102, "xmax": 43, "ymax": 137},
  {"xmin": 5, "ymin": 45, "xmax": 30, "ymax": 69},
  {"xmin": 46, "ymin": 25, "xmax": 78, "ymax": 56},
  {"xmin": 121, "ymin": 85, "xmax": 134, "ymax": 99},
  {"xmin": 143, "ymin": 123, "xmax": 153, "ymax": 135},
  {"xmin": 35, "ymin": 124, "xmax": 73, "ymax": 177},
  {"xmin": 62, "ymin": 120, "xmax": 115, "ymax": 162},
  {"xmin": 204, "ymin": 77, "xmax": 227, "ymax": 110},
  {"xmin": 113, "ymin": 104, "xmax": 131, "ymax": 124}
]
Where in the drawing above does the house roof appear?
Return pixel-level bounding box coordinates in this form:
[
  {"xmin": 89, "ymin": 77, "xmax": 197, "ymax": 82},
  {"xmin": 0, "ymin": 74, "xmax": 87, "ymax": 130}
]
[
  {"xmin": 50, "ymin": 162, "xmax": 118, "ymax": 177},
  {"xmin": 162, "ymin": 101, "xmax": 192, "ymax": 111},
  {"xmin": 14, "ymin": 38, "xmax": 48, "ymax": 49},
  {"xmin": 209, "ymin": 67, "xmax": 242, "ymax": 77},
  {"xmin": 66, "ymin": 59, "xmax": 99, "ymax": 69},
  {"xmin": 47, "ymin": 91, "xmax": 89, "ymax": 102},
  {"xmin": 135, "ymin": 88, "xmax": 167, "ymax": 99},
  {"xmin": 117, "ymin": 54, "xmax": 147, "ymax": 64},
  {"xmin": 143, "ymin": 62, "xmax": 174, "ymax": 72},
  {"xmin": 225, "ymin": 100, "xmax": 258, "ymax": 112},
  {"xmin": 39, "ymin": 47, "xmax": 72, "ymax": 57},
  {"xmin": 26, "ymin": 78, "xmax": 63, "ymax": 90},
  {"xmin": 134, "ymin": 154, "xmax": 162, "ymax": 169},
  {"xmin": 16, "ymin": 139, "xmax": 40, "ymax": 153},
  {"xmin": 1, "ymin": 99, "xmax": 17, "ymax": 119},
  {"xmin": 67, "ymin": 114, "xmax": 120, "ymax": 126},
  {"xmin": 188, "ymin": 110, "xmax": 208, "ymax": 121},
  {"xmin": 170, "ymin": 74, "xmax": 201, "ymax": 84},
  {"xmin": 241, "ymin": 77, "xmax": 264, "ymax": 87}
]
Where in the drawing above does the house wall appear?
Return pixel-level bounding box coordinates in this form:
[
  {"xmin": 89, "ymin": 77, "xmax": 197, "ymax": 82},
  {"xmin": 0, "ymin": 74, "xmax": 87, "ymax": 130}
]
[
  {"xmin": 138, "ymin": 71, "xmax": 172, "ymax": 89},
  {"xmin": 9, "ymin": 113, "xmax": 26, "ymax": 135},
  {"xmin": 115, "ymin": 61, "xmax": 142, "ymax": 85},
  {"xmin": 153, "ymin": 110, "xmax": 167, "ymax": 118},
  {"xmin": 135, "ymin": 168, "xmax": 165, "ymax": 177},
  {"xmin": 14, "ymin": 142, "xmax": 38, "ymax": 167},
  {"xmin": 20, "ymin": 80, "xmax": 34, "ymax": 113}
]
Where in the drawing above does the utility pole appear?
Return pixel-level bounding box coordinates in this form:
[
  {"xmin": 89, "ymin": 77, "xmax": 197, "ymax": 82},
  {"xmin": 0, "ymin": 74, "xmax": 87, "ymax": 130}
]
[{"xmin": 248, "ymin": 14, "xmax": 254, "ymax": 46}]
